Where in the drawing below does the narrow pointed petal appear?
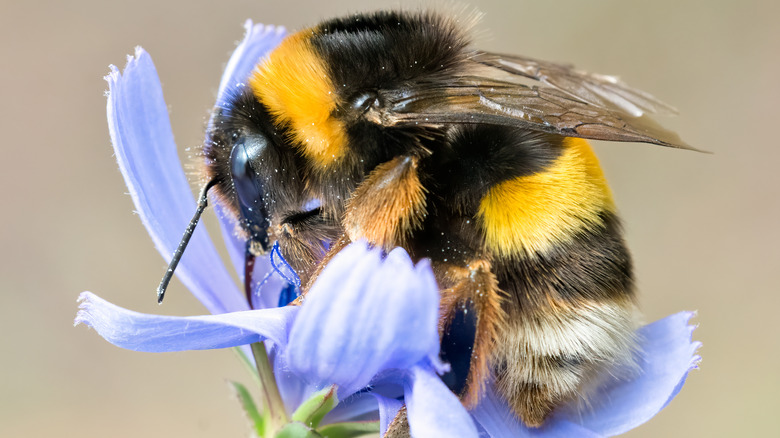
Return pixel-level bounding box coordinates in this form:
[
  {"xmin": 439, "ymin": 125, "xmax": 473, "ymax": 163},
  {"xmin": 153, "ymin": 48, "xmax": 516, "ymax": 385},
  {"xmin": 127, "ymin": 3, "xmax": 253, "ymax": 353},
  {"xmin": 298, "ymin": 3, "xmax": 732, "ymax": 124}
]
[
  {"xmin": 75, "ymin": 292, "xmax": 296, "ymax": 351},
  {"xmin": 217, "ymin": 20, "xmax": 287, "ymax": 105},
  {"xmin": 405, "ymin": 364, "xmax": 478, "ymax": 438},
  {"xmin": 286, "ymin": 243, "xmax": 441, "ymax": 396},
  {"xmin": 373, "ymin": 394, "xmax": 403, "ymax": 436},
  {"xmin": 470, "ymin": 312, "xmax": 700, "ymax": 437},
  {"xmin": 105, "ymin": 48, "xmax": 245, "ymax": 313}
]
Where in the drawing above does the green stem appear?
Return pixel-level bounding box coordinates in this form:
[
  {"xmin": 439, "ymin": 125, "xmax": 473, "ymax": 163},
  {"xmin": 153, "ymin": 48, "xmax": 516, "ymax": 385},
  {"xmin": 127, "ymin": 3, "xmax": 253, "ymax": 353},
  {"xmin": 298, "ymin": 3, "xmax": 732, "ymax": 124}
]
[{"xmin": 250, "ymin": 341, "xmax": 289, "ymax": 430}]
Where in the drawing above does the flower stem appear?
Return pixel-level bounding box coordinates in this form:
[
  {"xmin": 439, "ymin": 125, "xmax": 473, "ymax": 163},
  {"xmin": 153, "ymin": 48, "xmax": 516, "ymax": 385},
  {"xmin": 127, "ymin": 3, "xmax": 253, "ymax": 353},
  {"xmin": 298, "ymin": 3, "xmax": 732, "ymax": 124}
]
[{"xmin": 250, "ymin": 341, "xmax": 288, "ymax": 431}]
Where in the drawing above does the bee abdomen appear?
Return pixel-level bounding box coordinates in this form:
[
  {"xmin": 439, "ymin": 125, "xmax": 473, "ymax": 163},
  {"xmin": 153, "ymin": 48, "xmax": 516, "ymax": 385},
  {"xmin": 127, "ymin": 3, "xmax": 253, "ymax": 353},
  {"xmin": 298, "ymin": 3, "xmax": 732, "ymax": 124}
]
[
  {"xmin": 493, "ymin": 298, "xmax": 639, "ymax": 427},
  {"xmin": 491, "ymin": 210, "xmax": 638, "ymax": 426}
]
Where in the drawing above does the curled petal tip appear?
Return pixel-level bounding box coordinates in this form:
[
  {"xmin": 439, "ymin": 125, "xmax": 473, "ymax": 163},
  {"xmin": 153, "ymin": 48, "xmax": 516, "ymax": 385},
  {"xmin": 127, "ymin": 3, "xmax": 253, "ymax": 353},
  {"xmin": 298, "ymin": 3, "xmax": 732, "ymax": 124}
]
[
  {"xmin": 74, "ymin": 292, "xmax": 97, "ymax": 328},
  {"xmin": 125, "ymin": 46, "xmax": 148, "ymax": 65},
  {"xmin": 104, "ymin": 65, "xmax": 120, "ymax": 83},
  {"xmin": 429, "ymin": 357, "xmax": 450, "ymax": 376},
  {"xmin": 74, "ymin": 312, "xmax": 91, "ymax": 329},
  {"xmin": 384, "ymin": 246, "xmax": 414, "ymax": 269},
  {"xmin": 691, "ymin": 354, "xmax": 703, "ymax": 370},
  {"xmin": 243, "ymin": 19, "xmax": 287, "ymax": 37}
]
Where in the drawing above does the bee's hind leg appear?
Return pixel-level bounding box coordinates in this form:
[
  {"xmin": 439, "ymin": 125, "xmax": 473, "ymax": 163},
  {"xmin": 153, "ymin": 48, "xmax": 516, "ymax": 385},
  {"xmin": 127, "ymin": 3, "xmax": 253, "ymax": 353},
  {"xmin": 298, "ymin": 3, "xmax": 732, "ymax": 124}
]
[{"xmin": 436, "ymin": 259, "xmax": 506, "ymax": 408}]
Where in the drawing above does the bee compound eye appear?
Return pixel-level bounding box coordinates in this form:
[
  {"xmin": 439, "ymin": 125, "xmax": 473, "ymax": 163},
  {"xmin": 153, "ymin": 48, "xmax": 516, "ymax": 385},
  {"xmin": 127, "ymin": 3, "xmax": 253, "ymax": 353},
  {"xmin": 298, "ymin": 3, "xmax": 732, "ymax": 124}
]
[
  {"xmin": 229, "ymin": 136, "xmax": 271, "ymax": 250},
  {"xmin": 350, "ymin": 90, "xmax": 381, "ymax": 114}
]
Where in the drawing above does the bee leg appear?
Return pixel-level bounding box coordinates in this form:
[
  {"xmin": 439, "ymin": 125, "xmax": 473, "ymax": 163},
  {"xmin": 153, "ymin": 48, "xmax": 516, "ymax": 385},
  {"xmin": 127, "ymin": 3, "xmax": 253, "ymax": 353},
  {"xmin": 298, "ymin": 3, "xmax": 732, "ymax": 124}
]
[
  {"xmin": 295, "ymin": 154, "xmax": 427, "ymax": 302},
  {"xmin": 342, "ymin": 155, "xmax": 427, "ymax": 251},
  {"xmin": 384, "ymin": 406, "xmax": 411, "ymax": 438},
  {"xmin": 438, "ymin": 260, "xmax": 506, "ymax": 408},
  {"xmin": 382, "ymin": 260, "xmax": 502, "ymax": 437},
  {"xmin": 275, "ymin": 207, "xmax": 341, "ymax": 286}
]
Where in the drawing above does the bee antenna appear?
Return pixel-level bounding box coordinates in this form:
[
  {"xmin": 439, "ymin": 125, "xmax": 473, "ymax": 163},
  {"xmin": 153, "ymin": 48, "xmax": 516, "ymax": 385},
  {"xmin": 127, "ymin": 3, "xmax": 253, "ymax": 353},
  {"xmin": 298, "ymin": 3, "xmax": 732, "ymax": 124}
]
[{"xmin": 156, "ymin": 179, "xmax": 217, "ymax": 304}]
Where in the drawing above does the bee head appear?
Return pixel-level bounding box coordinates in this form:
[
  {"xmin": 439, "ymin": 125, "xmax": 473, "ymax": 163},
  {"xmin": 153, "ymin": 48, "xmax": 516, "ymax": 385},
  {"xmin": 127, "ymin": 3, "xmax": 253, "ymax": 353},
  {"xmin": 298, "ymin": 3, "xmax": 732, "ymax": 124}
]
[
  {"xmin": 204, "ymin": 11, "xmax": 473, "ymax": 252},
  {"xmin": 204, "ymin": 86, "xmax": 307, "ymax": 253}
]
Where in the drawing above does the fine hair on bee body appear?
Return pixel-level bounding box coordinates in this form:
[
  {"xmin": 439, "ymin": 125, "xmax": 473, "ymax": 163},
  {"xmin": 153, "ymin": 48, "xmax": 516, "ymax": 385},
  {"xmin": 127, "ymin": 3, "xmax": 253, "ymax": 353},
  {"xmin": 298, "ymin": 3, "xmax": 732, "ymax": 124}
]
[{"xmin": 154, "ymin": 8, "xmax": 694, "ymax": 429}]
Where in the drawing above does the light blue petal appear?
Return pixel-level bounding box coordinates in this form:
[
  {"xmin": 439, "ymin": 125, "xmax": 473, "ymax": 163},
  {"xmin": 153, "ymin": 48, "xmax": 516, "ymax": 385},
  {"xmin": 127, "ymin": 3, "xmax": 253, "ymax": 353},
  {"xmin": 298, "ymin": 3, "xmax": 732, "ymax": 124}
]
[
  {"xmin": 217, "ymin": 20, "xmax": 287, "ymax": 105},
  {"xmin": 105, "ymin": 48, "xmax": 246, "ymax": 314},
  {"xmin": 286, "ymin": 243, "xmax": 441, "ymax": 396},
  {"xmin": 574, "ymin": 311, "xmax": 701, "ymax": 436},
  {"xmin": 210, "ymin": 205, "xmax": 285, "ymax": 310},
  {"xmin": 211, "ymin": 204, "xmax": 249, "ymax": 293},
  {"xmin": 470, "ymin": 384, "xmax": 599, "ymax": 438},
  {"xmin": 252, "ymin": 255, "xmax": 286, "ymax": 309},
  {"xmin": 272, "ymin": 347, "xmax": 382, "ymax": 423},
  {"xmin": 373, "ymin": 394, "xmax": 403, "ymax": 436},
  {"xmin": 209, "ymin": 22, "xmax": 288, "ymax": 309},
  {"xmin": 405, "ymin": 364, "xmax": 478, "ymax": 438},
  {"xmin": 286, "ymin": 242, "xmax": 381, "ymax": 393},
  {"xmin": 273, "ymin": 351, "xmax": 319, "ymax": 414},
  {"xmin": 469, "ymin": 383, "xmax": 525, "ymax": 438},
  {"xmin": 75, "ymin": 292, "xmax": 296, "ymax": 351},
  {"xmin": 470, "ymin": 312, "xmax": 700, "ymax": 437},
  {"xmin": 324, "ymin": 392, "xmax": 380, "ymax": 424}
]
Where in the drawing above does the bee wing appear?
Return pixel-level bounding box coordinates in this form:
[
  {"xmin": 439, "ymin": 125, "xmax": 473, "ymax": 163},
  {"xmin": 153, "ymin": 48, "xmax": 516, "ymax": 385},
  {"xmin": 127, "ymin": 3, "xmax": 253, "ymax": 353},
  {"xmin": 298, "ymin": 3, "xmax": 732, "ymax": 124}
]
[
  {"xmin": 470, "ymin": 51, "xmax": 679, "ymax": 117},
  {"xmin": 373, "ymin": 52, "xmax": 695, "ymax": 150}
]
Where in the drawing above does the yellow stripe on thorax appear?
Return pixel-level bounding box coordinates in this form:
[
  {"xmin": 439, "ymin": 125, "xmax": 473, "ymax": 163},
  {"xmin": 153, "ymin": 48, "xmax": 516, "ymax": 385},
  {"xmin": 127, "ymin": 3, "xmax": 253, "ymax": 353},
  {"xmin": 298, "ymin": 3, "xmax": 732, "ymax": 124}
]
[
  {"xmin": 478, "ymin": 138, "xmax": 615, "ymax": 257},
  {"xmin": 249, "ymin": 31, "xmax": 346, "ymax": 167}
]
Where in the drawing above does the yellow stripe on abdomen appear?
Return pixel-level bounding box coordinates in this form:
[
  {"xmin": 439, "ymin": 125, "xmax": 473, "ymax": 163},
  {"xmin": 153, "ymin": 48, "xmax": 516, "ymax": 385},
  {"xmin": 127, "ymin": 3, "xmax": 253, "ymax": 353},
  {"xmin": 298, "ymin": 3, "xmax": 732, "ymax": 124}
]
[{"xmin": 478, "ymin": 138, "xmax": 615, "ymax": 257}]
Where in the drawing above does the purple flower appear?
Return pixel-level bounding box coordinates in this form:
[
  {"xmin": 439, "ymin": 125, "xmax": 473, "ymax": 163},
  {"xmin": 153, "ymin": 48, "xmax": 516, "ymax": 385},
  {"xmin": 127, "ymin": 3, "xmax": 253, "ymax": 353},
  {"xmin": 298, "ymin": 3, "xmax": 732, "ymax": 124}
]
[{"xmin": 76, "ymin": 20, "xmax": 700, "ymax": 437}]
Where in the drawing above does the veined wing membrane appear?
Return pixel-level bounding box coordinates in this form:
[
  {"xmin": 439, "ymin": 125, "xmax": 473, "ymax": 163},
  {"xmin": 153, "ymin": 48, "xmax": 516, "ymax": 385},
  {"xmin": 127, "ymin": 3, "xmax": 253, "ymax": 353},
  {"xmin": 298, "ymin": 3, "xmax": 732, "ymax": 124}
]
[{"xmin": 376, "ymin": 77, "xmax": 693, "ymax": 149}]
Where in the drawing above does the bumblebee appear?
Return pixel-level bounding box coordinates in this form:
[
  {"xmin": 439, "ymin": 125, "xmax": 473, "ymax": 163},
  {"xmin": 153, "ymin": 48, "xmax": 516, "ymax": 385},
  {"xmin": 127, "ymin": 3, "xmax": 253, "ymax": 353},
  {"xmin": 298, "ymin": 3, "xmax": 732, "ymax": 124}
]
[{"xmin": 158, "ymin": 10, "xmax": 693, "ymax": 428}]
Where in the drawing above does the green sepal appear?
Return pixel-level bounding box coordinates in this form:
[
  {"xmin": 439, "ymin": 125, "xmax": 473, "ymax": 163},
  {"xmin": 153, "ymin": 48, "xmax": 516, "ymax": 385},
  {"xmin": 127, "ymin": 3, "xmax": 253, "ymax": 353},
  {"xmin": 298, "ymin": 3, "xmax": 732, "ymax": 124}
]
[
  {"xmin": 275, "ymin": 421, "xmax": 322, "ymax": 438},
  {"xmin": 291, "ymin": 385, "xmax": 339, "ymax": 428},
  {"xmin": 229, "ymin": 380, "xmax": 265, "ymax": 436},
  {"xmin": 317, "ymin": 420, "xmax": 380, "ymax": 437}
]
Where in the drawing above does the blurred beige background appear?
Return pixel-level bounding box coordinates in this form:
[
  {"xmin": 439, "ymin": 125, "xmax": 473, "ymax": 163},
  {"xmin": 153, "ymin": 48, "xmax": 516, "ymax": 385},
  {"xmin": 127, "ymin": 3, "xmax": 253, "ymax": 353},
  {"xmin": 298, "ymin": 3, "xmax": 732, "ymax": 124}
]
[{"xmin": 1, "ymin": 0, "xmax": 777, "ymax": 436}]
